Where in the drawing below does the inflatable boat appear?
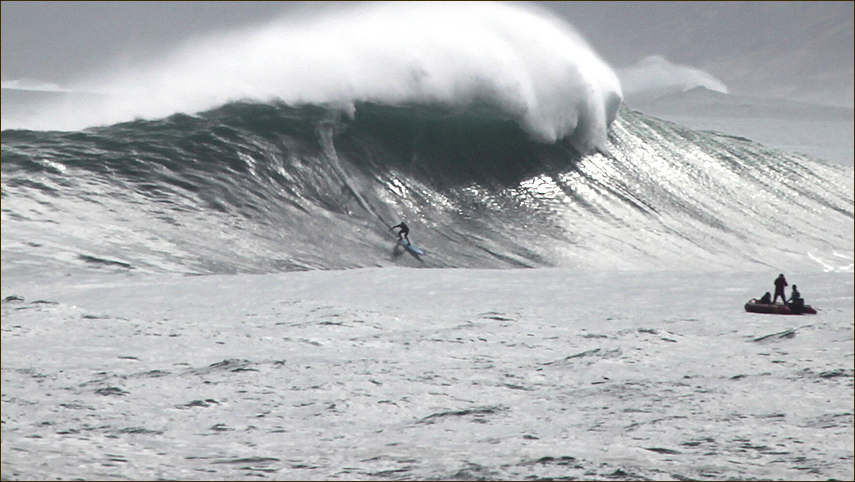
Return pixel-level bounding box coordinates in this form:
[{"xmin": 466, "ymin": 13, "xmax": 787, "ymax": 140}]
[{"xmin": 744, "ymin": 299, "xmax": 816, "ymax": 315}]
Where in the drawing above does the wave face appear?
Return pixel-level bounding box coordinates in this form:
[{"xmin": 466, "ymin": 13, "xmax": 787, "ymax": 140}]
[
  {"xmin": 2, "ymin": 99, "xmax": 852, "ymax": 275},
  {"xmin": 3, "ymin": 2, "xmax": 622, "ymax": 155}
]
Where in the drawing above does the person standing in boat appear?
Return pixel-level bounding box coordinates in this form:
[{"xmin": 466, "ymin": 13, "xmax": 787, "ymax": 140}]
[{"xmin": 773, "ymin": 273, "xmax": 788, "ymax": 304}]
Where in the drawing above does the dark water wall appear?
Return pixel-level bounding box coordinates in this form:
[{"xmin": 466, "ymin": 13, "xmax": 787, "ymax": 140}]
[{"xmin": 1, "ymin": 102, "xmax": 852, "ymax": 275}]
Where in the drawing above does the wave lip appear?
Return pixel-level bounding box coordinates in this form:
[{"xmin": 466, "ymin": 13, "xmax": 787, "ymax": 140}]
[{"xmin": 4, "ymin": 2, "xmax": 622, "ymax": 155}]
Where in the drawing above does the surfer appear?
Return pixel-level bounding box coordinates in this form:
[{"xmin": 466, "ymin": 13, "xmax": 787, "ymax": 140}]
[
  {"xmin": 773, "ymin": 273, "xmax": 788, "ymax": 304},
  {"xmin": 390, "ymin": 222, "xmax": 410, "ymax": 245}
]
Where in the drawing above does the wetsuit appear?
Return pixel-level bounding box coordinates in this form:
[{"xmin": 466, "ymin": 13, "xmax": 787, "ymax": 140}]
[{"xmin": 390, "ymin": 222, "xmax": 410, "ymax": 245}]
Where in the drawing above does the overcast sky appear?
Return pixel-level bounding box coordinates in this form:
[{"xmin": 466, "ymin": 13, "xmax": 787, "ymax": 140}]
[{"xmin": 2, "ymin": 1, "xmax": 853, "ymax": 106}]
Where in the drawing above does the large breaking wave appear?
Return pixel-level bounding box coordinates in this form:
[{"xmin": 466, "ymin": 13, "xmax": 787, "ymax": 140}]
[
  {"xmin": 3, "ymin": 2, "xmax": 622, "ymax": 155},
  {"xmin": 2, "ymin": 100, "xmax": 852, "ymax": 275},
  {"xmin": 1, "ymin": 2, "xmax": 852, "ymax": 275}
]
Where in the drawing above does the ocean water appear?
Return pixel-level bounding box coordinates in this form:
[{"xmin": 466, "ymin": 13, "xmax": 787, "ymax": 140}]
[
  {"xmin": 2, "ymin": 2, "xmax": 851, "ymax": 276},
  {"xmin": 2, "ymin": 268, "xmax": 853, "ymax": 480},
  {"xmin": 2, "ymin": 3, "xmax": 853, "ymax": 480},
  {"xmin": 1, "ymin": 100, "xmax": 852, "ymax": 276}
]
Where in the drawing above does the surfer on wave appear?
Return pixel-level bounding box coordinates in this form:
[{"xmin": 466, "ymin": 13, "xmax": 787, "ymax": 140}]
[{"xmin": 390, "ymin": 222, "xmax": 410, "ymax": 245}]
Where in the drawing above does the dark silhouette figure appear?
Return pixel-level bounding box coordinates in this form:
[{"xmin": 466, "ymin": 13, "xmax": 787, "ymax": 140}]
[
  {"xmin": 390, "ymin": 222, "xmax": 410, "ymax": 245},
  {"xmin": 788, "ymin": 284, "xmax": 804, "ymax": 313},
  {"xmin": 773, "ymin": 274, "xmax": 788, "ymax": 304},
  {"xmin": 759, "ymin": 292, "xmax": 772, "ymax": 304}
]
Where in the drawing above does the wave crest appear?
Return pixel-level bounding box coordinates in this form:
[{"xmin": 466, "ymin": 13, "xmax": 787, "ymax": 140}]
[{"xmin": 7, "ymin": 2, "xmax": 622, "ymax": 154}]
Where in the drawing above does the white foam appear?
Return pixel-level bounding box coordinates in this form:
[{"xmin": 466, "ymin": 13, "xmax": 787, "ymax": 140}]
[
  {"xmin": 2, "ymin": 267, "xmax": 853, "ymax": 479},
  {"xmin": 4, "ymin": 2, "xmax": 622, "ymax": 154},
  {"xmin": 618, "ymin": 55, "xmax": 728, "ymax": 97}
]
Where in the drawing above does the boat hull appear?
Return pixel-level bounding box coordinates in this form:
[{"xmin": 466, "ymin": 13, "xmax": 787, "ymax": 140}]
[{"xmin": 744, "ymin": 299, "xmax": 817, "ymax": 315}]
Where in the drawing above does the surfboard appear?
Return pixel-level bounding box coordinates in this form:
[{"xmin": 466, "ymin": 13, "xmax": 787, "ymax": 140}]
[{"xmin": 398, "ymin": 239, "xmax": 425, "ymax": 256}]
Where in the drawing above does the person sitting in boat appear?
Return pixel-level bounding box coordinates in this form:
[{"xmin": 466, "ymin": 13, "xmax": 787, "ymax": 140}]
[
  {"xmin": 788, "ymin": 285, "xmax": 805, "ymax": 313},
  {"xmin": 758, "ymin": 292, "xmax": 772, "ymax": 304}
]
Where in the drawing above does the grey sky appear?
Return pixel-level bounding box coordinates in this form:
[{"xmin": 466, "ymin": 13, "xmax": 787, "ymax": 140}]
[{"xmin": 2, "ymin": 1, "xmax": 853, "ymax": 106}]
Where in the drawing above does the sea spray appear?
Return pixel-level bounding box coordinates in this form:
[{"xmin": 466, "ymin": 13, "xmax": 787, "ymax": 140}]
[
  {"xmin": 617, "ymin": 55, "xmax": 730, "ymax": 100},
  {"xmin": 6, "ymin": 2, "xmax": 622, "ymax": 155}
]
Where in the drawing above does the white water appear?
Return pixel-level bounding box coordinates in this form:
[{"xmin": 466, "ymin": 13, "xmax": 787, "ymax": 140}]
[
  {"xmin": 2, "ymin": 268, "xmax": 852, "ymax": 480},
  {"xmin": 4, "ymin": 2, "xmax": 622, "ymax": 155},
  {"xmin": 618, "ymin": 55, "xmax": 729, "ymax": 98}
]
